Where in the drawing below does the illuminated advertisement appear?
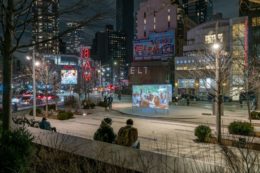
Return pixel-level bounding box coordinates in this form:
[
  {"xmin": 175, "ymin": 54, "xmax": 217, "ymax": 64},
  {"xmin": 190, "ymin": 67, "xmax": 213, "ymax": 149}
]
[
  {"xmin": 61, "ymin": 70, "xmax": 77, "ymax": 85},
  {"xmin": 133, "ymin": 31, "xmax": 175, "ymax": 61},
  {"xmin": 132, "ymin": 84, "xmax": 172, "ymax": 109}
]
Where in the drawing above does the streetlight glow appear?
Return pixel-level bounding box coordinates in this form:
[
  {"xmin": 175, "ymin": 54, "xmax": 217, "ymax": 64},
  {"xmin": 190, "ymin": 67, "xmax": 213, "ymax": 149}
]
[
  {"xmin": 212, "ymin": 43, "xmax": 220, "ymax": 50},
  {"xmin": 26, "ymin": 56, "xmax": 31, "ymax": 60},
  {"xmin": 35, "ymin": 61, "xmax": 40, "ymax": 66}
]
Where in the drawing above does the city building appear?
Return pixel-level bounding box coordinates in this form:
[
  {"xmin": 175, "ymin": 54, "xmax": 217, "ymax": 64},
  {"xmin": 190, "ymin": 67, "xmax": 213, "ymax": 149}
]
[
  {"xmin": 91, "ymin": 25, "xmax": 127, "ymax": 86},
  {"xmin": 32, "ymin": 0, "xmax": 59, "ymax": 54},
  {"xmin": 116, "ymin": 0, "xmax": 134, "ymax": 63},
  {"xmin": 182, "ymin": 0, "xmax": 213, "ymax": 24},
  {"xmin": 63, "ymin": 22, "xmax": 85, "ymax": 55},
  {"xmin": 175, "ymin": 17, "xmax": 249, "ymax": 101},
  {"xmin": 130, "ymin": 0, "xmax": 196, "ymax": 86}
]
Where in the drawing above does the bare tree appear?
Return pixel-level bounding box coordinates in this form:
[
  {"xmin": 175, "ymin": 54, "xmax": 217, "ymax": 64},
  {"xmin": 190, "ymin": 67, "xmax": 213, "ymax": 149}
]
[{"xmin": 0, "ymin": 0, "xmax": 114, "ymax": 133}]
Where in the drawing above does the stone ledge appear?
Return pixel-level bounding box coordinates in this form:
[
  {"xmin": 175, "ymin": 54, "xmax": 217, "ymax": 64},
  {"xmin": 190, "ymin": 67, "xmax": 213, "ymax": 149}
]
[{"xmin": 27, "ymin": 127, "xmax": 226, "ymax": 173}]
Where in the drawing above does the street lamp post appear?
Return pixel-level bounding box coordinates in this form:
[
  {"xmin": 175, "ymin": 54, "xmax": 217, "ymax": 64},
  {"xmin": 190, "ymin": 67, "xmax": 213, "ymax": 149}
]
[
  {"xmin": 27, "ymin": 48, "xmax": 39, "ymax": 119},
  {"xmin": 212, "ymin": 42, "xmax": 221, "ymax": 143},
  {"xmin": 32, "ymin": 48, "xmax": 36, "ymax": 119}
]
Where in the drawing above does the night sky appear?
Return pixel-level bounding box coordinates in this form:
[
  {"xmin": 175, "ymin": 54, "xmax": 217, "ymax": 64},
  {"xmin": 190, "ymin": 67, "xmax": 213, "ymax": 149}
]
[{"xmin": 213, "ymin": 0, "xmax": 239, "ymax": 18}]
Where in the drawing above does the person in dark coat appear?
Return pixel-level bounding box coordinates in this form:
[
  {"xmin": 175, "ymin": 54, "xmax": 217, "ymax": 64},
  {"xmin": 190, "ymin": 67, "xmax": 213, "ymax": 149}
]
[
  {"xmin": 39, "ymin": 117, "xmax": 56, "ymax": 132},
  {"xmin": 104, "ymin": 96, "xmax": 108, "ymax": 111},
  {"xmin": 93, "ymin": 118, "xmax": 116, "ymax": 143},
  {"xmin": 108, "ymin": 95, "xmax": 113, "ymax": 111},
  {"xmin": 186, "ymin": 97, "xmax": 190, "ymax": 106}
]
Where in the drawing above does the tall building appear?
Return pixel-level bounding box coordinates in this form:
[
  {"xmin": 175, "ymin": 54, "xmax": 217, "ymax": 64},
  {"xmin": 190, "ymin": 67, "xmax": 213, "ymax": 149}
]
[
  {"xmin": 32, "ymin": 0, "xmax": 59, "ymax": 54},
  {"xmin": 63, "ymin": 22, "xmax": 85, "ymax": 55},
  {"xmin": 240, "ymin": 0, "xmax": 260, "ymax": 59},
  {"xmin": 91, "ymin": 25, "xmax": 127, "ymax": 85},
  {"xmin": 131, "ymin": 0, "xmax": 196, "ymax": 86},
  {"xmin": 182, "ymin": 0, "xmax": 213, "ymax": 24},
  {"xmin": 116, "ymin": 0, "xmax": 134, "ymax": 63}
]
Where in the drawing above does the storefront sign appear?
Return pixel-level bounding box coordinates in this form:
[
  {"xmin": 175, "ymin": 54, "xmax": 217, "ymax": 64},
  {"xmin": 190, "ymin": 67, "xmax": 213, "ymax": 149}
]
[{"xmin": 130, "ymin": 67, "xmax": 148, "ymax": 75}]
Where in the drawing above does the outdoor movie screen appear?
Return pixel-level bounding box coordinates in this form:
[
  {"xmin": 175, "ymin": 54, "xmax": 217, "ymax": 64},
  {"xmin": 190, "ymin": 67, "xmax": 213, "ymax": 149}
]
[
  {"xmin": 132, "ymin": 84, "xmax": 172, "ymax": 109},
  {"xmin": 61, "ymin": 70, "xmax": 78, "ymax": 85}
]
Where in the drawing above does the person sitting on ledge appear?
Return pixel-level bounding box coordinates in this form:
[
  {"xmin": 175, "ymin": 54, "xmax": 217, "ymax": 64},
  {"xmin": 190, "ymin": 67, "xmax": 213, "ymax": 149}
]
[
  {"xmin": 39, "ymin": 117, "xmax": 56, "ymax": 132},
  {"xmin": 93, "ymin": 118, "xmax": 116, "ymax": 143},
  {"xmin": 116, "ymin": 119, "xmax": 140, "ymax": 149}
]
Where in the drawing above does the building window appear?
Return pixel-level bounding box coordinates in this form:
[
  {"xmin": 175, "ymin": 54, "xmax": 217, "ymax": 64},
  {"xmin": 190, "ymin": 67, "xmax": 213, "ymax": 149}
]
[
  {"xmin": 205, "ymin": 33, "xmax": 223, "ymax": 44},
  {"xmin": 252, "ymin": 17, "xmax": 260, "ymax": 27}
]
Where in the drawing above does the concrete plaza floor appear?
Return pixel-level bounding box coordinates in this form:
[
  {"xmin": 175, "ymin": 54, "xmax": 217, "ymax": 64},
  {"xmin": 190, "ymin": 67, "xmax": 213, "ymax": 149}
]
[{"xmin": 27, "ymin": 102, "xmax": 259, "ymax": 165}]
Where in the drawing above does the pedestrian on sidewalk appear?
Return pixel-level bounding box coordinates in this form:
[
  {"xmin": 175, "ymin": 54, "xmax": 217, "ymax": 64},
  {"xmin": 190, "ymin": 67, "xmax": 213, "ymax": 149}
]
[
  {"xmin": 186, "ymin": 97, "xmax": 190, "ymax": 106},
  {"xmin": 104, "ymin": 95, "xmax": 108, "ymax": 111},
  {"xmin": 116, "ymin": 119, "xmax": 140, "ymax": 149},
  {"xmin": 108, "ymin": 94, "xmax": 113, "ymax": 111},
  {"xmin": 93, "ymin": 118, "xmax": 116, "ymax": 143},
  {"xmin": 118, "ymin": 92, "xmax": 121, "ymax": 101},
  {"xmin": 239, "ymin": 97, "xmax": 243, "ymax": 108}
]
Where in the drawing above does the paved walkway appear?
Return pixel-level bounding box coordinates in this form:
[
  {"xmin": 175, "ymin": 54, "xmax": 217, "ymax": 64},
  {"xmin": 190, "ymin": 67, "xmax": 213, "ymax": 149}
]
[{"xmin": 112, "ymin": 102, "xmax": 260, "ymax": 130}]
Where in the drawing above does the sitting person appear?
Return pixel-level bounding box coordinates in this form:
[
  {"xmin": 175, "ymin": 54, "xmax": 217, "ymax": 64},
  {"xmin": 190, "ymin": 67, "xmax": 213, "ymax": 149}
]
[
  {"xmin": 39, "ymin": 117, "xmax": 56, "ymax": 132},
  {"xmin": 116, "ymin": 119, "xmax": 140, "ymax": 149},
  {"xmin": 94, "ymin": 118, "xmax": 116, "ymax": 143}
]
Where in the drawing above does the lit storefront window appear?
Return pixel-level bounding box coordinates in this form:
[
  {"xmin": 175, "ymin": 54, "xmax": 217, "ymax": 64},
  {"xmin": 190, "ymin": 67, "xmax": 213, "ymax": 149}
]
[
  {"xmin": 252, "ymin": 17, "xmax": 260, "ymax": 27},
  {"xmin": 204, "ymin": 33, "xmax": 223, "ymax": 44}
]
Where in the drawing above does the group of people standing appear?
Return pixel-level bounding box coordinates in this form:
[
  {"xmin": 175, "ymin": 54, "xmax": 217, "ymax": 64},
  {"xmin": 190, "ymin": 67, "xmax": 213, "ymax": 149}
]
[
  {"xmin": 93, "ymin": 118, "xmax": 140, "ymax": 149},
  {"xmin": 104, "ymin": 95, "xmax": 113, "ymax": 111}
]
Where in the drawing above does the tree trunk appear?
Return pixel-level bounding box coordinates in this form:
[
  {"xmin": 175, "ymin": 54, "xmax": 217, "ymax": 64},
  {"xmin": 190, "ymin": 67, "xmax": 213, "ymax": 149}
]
[
  {"xmin": 45, "ymin": 65, "xmax": 49, "ymax": 117},
  {"xmin": 2, "ymin": 51, "xmax": 13, "ymax": 132},
  {"xmin": 257, "ymin": 87, "xmax": 260, "ymax": 111},
  {"xmin": 2, "ymin": 0, "xmax": 14, "ymax": 133}
]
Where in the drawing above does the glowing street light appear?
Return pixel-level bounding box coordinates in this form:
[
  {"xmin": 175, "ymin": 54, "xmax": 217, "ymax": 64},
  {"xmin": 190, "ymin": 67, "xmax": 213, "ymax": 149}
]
[{"xmin": 212, "ymin": 43, "xmax": 220, "ymax": 51}]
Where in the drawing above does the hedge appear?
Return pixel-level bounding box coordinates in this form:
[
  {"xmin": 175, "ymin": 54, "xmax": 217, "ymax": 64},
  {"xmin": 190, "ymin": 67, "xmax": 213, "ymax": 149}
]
[{"xmin": 228, "ymin": 121, "xmax": 254, "ymax": 136}]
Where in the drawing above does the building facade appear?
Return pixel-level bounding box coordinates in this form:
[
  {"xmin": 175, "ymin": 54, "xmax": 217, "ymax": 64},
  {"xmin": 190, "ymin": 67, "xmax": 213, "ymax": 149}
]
[
  {"xmin": 131, "ymin": 0, "xmax": 196, "ymax": 86},
  {"xmin": 175, "ymin": 17, "xmax": 249, "ymax": 100},
  {"xmin": 63, "ymin": 22, "xmax": 85, "ymax": 55},
  {"xmin": 32, "ymin": 0, "xmax": 59, "ymax": 54},
  {"xmin": 91, "ymin": 25, "xmax": 127, "ymax": 86},
  {"xmin": 182, "ymin": 0, "xmax": 213, "ymax": 24},
  {"xmin": 116, "ymin": 0, "xmax": 134, "ymax": 63}
]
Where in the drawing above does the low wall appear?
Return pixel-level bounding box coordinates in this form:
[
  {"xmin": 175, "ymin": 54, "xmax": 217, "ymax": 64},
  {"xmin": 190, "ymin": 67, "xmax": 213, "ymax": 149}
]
[{"xmin": 28, "ymin": 127, "xmax": 227, "ymax": 173}]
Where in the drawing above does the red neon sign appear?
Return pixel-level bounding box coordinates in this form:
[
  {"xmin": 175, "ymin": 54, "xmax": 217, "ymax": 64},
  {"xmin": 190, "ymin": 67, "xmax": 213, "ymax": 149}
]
[{"xmin": 81, "ymin": 47, "xmax": 92, "ymax": 81}]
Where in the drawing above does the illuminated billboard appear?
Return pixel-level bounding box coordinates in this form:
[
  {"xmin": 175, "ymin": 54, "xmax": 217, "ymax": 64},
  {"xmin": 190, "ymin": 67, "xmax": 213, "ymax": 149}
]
[
  {"xmin": 132, "ymin": 84, "xmax": 172, "ymax": 109},
  {"xmin": 133, "ymin": 31, "xmax": 175, "ymax": 61},
  {"xmin": 61, "ymin": 70, "xmax": 77, "ymax": 85}
]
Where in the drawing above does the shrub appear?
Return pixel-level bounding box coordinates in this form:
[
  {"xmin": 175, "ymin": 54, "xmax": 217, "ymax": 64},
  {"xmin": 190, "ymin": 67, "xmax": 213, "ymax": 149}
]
[
  {"xmin": 98, "ymin": 101, "xmax": 107, "ymax": 107},
  {"xmin": 57, "ymin": 111, "xmax": 74, "ymax": 120},
  {"xmin": 29, "ymin": 108, "xmax": 42, "ymax": 116},
  {"xmin": 46, "ymin": 104, "xmax": 56, "ymax": 111},
  {"xmin": 90, "ymin": 103, "xmax": 95, "ymax": 109},
  {"xmin": 82, "ymin": 100, "xmax": 95, "ymax": 109},
  {"xmin": 0, "ymin": 128, "xmax": 34, "ymax": 173},
  {"xmin": 228, "ymin": 121, "xmax": 254, "ymax": 136},
  {"xmin": 64, "ymin": 96, "xmax": 77, "ymax": 108},
  {"xmin": 251, "ymin": 111, "xmax": 260, "ymax": 120},
  {"xmin": 194, "ymin": 125, "xmax": 212, "ymax": 142}
]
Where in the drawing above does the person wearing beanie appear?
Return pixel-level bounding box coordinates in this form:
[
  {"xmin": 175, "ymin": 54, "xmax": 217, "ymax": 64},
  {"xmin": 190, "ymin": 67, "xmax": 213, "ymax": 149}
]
[{"xmin": 93, "ymin": 117, "xmax": 116, "ymax": 143}]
